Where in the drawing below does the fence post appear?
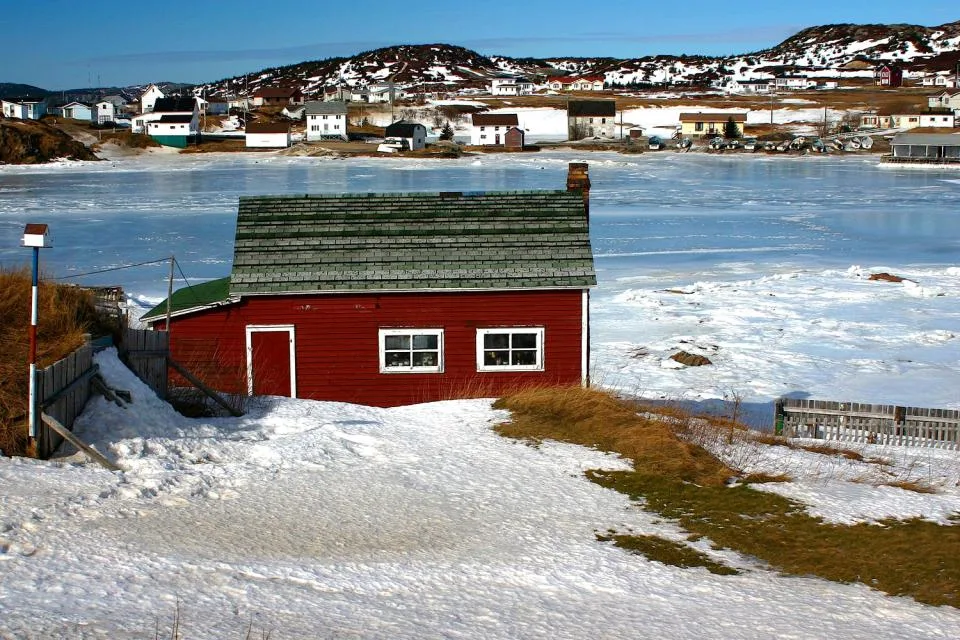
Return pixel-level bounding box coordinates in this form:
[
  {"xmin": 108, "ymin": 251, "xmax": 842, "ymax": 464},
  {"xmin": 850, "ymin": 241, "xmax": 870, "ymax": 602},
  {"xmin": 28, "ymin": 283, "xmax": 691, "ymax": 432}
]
[{"xmin": 774, "ymin": 398, "xmax": 785, "ymax": 436}]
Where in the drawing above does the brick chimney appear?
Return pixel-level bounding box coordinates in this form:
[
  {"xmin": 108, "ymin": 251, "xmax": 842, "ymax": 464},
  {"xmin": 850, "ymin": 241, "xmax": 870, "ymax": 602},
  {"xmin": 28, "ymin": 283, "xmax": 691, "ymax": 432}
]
[{"xmin": 566, "ymin": 162, "xmax": 590, "ymax": 219}]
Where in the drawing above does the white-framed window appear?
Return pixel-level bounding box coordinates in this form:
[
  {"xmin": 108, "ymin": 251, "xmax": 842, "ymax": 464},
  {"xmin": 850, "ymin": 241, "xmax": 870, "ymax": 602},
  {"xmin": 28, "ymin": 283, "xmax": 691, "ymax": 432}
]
[
  {"xmin": 379, "ymin": 328, "xmax": 444, "ymax": 373},
  {"xmin": 476, "ymin": 328, "xmax": 544, "ymax": 371}
]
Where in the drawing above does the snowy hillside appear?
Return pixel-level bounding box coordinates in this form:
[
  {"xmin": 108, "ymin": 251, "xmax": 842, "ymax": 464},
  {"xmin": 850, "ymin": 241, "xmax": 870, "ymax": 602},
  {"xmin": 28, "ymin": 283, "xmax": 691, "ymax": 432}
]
[{"xmin": 194, "ymin": 20, "xmax": 960, "ymax": 98}]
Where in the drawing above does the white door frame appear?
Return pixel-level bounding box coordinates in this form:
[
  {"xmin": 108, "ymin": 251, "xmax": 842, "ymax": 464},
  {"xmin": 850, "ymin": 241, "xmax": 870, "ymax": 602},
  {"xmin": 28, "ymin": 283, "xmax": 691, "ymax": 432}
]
[{"xmin": 245, "ymin": 324, "xmax": 297, "ymax": 398}]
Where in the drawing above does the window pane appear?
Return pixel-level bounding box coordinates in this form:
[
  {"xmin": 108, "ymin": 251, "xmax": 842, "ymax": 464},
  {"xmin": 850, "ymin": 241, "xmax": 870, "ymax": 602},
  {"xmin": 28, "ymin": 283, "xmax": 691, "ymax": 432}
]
[
  {"xmin": 385, "ymin": 352, "xmax": 411, "ymax": 367},
  {"xmin": 484, "ymin": 350, "xmax": 510, "ymax": 366},
  {"xmin": 511, "ymin": 333, "xmax": 537, "ymax": 349},
  {"xmin": 384, "ymin": 335, "xmax": 409, "ymax": 350},
  {"xmin": 484, "ymin": 334, "xmax": 509, "ymax": 349},
  {"xmin": 413, "ymin": 352, "xmax": 438, "ymax": 367},
  {"xmin": 512, "ymin": 350, "xmax": 537, "ymax": 366},
  {"xmin": 412, "ymin": 334, "xmax": 438, "ymax": 350}
]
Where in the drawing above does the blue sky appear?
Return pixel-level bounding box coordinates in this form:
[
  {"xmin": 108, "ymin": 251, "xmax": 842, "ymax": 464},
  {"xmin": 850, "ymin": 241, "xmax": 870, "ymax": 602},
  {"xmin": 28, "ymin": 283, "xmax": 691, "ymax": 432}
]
[{"xmin": 3, "ymin": 0, "xmax": 958, "ymax": 90}]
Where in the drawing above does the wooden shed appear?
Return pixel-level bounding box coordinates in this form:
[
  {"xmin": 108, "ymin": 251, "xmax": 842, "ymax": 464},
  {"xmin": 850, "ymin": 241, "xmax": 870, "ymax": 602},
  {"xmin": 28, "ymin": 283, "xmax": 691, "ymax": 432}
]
[{"xmin": 142, "ymin": 163, "xmax": 597, "ymax": 407}]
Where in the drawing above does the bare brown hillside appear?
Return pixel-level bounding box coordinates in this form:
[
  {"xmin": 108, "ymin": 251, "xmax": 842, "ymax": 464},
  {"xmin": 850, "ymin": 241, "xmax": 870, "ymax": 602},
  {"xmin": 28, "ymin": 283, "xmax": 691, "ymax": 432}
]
[{"xmin": 0, "ymin": 117, "xmax": 98, "ymax": 164}]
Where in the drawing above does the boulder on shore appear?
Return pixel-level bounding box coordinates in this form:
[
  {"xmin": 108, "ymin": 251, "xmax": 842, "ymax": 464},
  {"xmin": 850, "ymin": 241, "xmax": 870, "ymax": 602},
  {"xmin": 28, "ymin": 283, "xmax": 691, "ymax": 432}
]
[{"xmin": 670, "ymin": 351, "xmax": 712, "ymax": 367}]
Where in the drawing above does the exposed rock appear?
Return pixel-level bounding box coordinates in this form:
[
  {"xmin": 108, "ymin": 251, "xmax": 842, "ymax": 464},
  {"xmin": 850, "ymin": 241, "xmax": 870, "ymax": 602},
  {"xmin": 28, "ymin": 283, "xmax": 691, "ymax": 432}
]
[
  {"xmin": 670, "ymin": 351, "xmax": 712, "ymax": 367},
  {"xmin": 0, "ymin": 118, "xmax": 98, "ymax": 164},
  {"xmin": 868, "ymin": 272, "xmax": 909, "ymax": 283}
]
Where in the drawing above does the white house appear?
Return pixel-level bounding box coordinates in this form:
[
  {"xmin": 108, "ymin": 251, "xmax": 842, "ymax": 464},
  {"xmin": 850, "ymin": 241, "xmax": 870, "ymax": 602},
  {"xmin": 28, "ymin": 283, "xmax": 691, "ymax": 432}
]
[
  {"xmin": 305, "ymin": 101, "xmax": 348, "ymax": 141},
  {"xmin": 93, "ymin": 100, "xmax": 116, "ymax": 124},
  {"xmin": 133, "ymin": 97, "xmax": 198, "ymax": 134},
  {"xmin": 366, "ymin": 82, "xmax": 398, "ymax": 104},
  {"xmin": 490, "ymin": 76, "xmax": 535, "ymax": 96},
  {"xmin": 61, "ymin": 102, "xmax": 93, "ymax": 121},
  {"xmin": 470, "ymin": 113, "xmax": 519, "ymax": 146},
  {"xmin": 920, "ymin": 73, "xmax": 957, "ymax": 89},
  {"xmin": 140, "ymin": 84, "xmax": 165, "ymax": 113},
  {"xmin": 928, "ymin": 91, "xmax": 960, "ymax": 112},
  {"xmin": 145, "ymin": 115, "xmax": 194, "ymax": 147},
  {"xmin": 1, "ymin": 100, "xmax": 45, "ymax": 119},
  {"xmin": 731, "ymin": 78, "xmax": 773, "ymax": 94},
  {"xmin": 774, "ymin": 75, "xmax": 815, "ymax": 90},
  {"xmin": 384, "ymin": 120, "xmax": 427, "ymax": 150},
  {"xmin": 245, "ymin": 122, "xmax": 291, "ymax": 148},
  {"xmin": 919, "ymin": 113, "xmax": 957, "ymax": 128}
]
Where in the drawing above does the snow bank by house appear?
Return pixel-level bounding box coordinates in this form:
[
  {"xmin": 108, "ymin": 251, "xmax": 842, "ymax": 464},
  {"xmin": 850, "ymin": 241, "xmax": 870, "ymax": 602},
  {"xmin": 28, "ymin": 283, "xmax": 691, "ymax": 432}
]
[{"xmin": 1, "ymin": 349, "xmax": 958, "ymax": 639}]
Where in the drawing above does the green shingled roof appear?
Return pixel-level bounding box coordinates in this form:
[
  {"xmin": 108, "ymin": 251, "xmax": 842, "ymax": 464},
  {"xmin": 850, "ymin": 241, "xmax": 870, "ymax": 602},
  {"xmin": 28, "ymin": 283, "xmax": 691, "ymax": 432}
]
[
  {"xmin": 141, "ymin": 276, "xmax": 232, "ymax": 321},
  {"xmin": 230, "ymin": 190, "xmax": 596, "ymax": 294}
]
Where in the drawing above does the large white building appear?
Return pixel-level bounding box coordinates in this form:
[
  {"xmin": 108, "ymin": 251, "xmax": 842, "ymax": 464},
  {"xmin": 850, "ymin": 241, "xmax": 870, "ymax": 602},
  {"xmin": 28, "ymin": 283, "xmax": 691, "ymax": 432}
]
[
  {"xmin": 490, "ymin": 76, "xmax": 535, "ymax": 96},
  {"xmin": 305, "ymin": 101, "xmax": 348, "ymax": 141},
  {"xmin": 139, "ymin": 84, "xmax": 165, "ymax": 113}
]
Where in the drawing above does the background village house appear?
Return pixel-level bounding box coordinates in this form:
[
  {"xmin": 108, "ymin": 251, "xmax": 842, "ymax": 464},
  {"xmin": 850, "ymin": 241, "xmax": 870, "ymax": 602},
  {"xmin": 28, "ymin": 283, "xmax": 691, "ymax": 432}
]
[
  {"xmin": 142, "ymin": 163, "xmax": 597, "ymax": 407},
  {"xmin": 470, "ymin": 113, "xmax": 520, "ymax": 146},
  {"xmin": 875, "ymin": 63, "xmax": 904, "ymax": 87},
  {"xmin": 567, "ymin": 100, "xmax": 617, "ymax": 140},
  {"xmin": 139, "ymin": 84, "xmax": 165, "ymax": 113},
  {"xmin": 679, "ymin": 112, "xmax": 747, "ymax": 137},
  {"xmin": 490, "ymin": 76, "xmax": 535, "ymax": 96},
  {"xmin": 245, "ymin": 122, "xmax": 292, "ymax": 148},
  {"xmin": 383, "ymin": 120, "xmax": 427, "ymax": 150},
  {"xmin": 252, "ymin": 87, "xmax": 305, "ymax": 107},
  {"xmin": 305, "ymin": 101, "xmax": 348, "ymax": 141}
]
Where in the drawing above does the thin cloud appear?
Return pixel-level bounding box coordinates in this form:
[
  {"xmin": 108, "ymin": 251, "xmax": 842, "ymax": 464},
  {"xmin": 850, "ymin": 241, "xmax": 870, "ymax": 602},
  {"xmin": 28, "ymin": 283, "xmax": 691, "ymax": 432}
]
[
  {"xmin": 463, "ymin": 25, "xmax": 804, "ymax": 54},
  {"xmin": 69, "ymin": 24, "xmax": 801, "ymax": 71}
]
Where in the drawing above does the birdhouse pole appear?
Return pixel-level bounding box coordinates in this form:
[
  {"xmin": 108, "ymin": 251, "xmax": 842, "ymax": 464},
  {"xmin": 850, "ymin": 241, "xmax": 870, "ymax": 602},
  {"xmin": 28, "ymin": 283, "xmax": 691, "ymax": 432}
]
[{"xmin": 22, "ymin": 223, "xmax": 51, "ymax": 441}]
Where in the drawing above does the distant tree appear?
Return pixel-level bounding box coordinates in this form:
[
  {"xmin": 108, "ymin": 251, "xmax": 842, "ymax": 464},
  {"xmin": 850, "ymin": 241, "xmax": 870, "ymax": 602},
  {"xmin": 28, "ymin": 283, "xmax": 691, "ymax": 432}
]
[
  {"xmin": 432, "ymin": 110, "xmax": 445, "ymax": 129},
  {"xmin": 723, "ymin": 116, "xmax": 741, "ymax": 139},
  {"xmin": 440, "ymin": 122, "xmax": 454, "ymax": 140},
  {"xmin": 569, "ymin": 121, "xmax": 587, "ymax": 141}
]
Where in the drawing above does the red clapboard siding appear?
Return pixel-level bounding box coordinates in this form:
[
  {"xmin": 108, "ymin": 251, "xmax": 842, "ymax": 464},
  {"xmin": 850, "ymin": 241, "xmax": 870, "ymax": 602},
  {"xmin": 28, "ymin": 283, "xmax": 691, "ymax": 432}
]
[{"xmin": 164, "ymin": 290, "xmax": 587, "ymax": 407}]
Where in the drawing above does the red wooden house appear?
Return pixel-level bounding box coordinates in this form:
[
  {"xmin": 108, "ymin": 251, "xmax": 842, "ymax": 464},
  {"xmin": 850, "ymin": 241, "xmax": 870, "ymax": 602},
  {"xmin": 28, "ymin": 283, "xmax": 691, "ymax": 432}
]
[
  {"xmin": 875, "ymin": 64, "xmax": 903, "ymax": 88},
  {"xmin": 142, "ymin": 164, "xmax": 597, "ymax": 407}
]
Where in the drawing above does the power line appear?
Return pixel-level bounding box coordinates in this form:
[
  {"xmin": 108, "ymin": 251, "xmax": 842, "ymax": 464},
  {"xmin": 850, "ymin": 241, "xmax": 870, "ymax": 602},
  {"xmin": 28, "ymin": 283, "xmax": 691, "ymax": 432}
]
[{"xmin": 54, "ymin": 258, "xmax": 172, "ymax": 281}]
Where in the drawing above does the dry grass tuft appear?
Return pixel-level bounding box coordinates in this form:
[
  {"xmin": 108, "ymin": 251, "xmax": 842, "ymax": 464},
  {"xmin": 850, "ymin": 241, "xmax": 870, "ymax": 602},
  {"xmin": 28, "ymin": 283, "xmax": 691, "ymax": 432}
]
[
  {"xmin": 741, "ymin": 472, "xmax": 792, "ymax": 484},
  {"xmin": 798, "ymin": 443, "xmax": 865, "ymax": 461},
  {"xmin": 882, "ymin": 479, "xmax": 938, "ymax": 495},
  {"xmin": 0, "ymin": 268, "xmax": 99, "ymax": 457},
  {"xmin": 596, "ymin": 532, "xmax": 738, "ymax": 575},
  {"xmin": 493, "ymin": 386, "xmax": 733, "ymax": 486},
  {"xmin": 495, "ymin": 385, "xmax": 960, "ymax": 607}
]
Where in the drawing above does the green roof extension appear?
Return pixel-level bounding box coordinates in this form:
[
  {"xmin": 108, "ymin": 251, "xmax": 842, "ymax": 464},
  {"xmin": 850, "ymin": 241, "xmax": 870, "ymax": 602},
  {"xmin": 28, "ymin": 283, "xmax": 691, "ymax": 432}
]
[
  {"xmin": 230, "ymin": 190, "xmax": 596, "ymax": 294},
  {"xmin": 141, "ymin": 276, "xmax": 232, "ymax": 321}
]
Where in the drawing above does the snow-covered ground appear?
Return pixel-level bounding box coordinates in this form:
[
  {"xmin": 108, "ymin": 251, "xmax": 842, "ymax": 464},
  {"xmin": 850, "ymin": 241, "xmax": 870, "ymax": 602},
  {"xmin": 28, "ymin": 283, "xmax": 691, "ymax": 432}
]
[{"xmin": 1, "ymin": 349, "xmax": 958, "ymax": 639}]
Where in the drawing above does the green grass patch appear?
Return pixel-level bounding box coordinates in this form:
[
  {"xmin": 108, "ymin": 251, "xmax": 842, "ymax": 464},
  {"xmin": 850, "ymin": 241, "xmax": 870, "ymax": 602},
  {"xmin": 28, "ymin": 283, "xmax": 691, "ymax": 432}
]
[
  {"xmin": 494, "ymin": 386, "xmax": 960, "ymax": 607},
  {"xmin": 596, "ymin": 532, "xmax": 739, "ymax": 575}
]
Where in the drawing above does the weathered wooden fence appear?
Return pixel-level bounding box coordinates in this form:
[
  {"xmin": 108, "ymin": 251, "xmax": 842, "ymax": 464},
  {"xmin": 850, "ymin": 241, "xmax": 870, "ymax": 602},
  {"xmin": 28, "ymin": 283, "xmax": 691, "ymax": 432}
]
[
  {"xmin": 35, "ymin": 344, "xmax": 96, "ymax": 459},
  {"xmin": 776, "ymin": 398, "xmax": 960, "ymax": 450},
  {"xmin": 119, "ymin": 328, "xmax": 169, "ymax": 399}
]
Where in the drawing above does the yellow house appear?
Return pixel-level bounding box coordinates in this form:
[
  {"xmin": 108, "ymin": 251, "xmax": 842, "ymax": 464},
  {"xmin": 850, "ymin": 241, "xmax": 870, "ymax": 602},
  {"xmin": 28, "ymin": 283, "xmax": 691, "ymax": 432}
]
[{"xmin": 679, "ymin": 112, "xmax": 747, "ymax": 137}]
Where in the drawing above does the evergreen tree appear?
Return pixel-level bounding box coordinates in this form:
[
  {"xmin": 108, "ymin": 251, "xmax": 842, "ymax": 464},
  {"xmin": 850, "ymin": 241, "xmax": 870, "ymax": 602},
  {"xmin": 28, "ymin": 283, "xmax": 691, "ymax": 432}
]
[
  {"xmin": 723, "ymin": 116, "xmax": 741, "ymax": 139},
  {"xmin": 440, "ymin": 122, "xmax": 454, "ymax": 140}
]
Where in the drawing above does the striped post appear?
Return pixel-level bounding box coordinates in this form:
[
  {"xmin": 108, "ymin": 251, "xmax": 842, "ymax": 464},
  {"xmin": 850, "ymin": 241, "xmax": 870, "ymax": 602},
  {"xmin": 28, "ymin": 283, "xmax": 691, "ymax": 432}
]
[
  {"xmin": 28, "ymin": 245, "xmax": 39, "ymax": 438},
  {"xmin": 22, "ymin": 222, "xmax": 50, "ymax": 444}
]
